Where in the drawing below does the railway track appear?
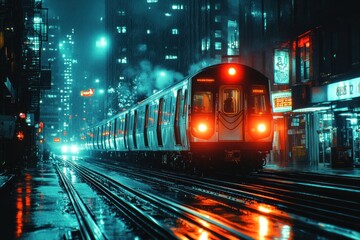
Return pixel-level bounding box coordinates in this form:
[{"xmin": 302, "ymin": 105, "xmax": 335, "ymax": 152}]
[
  {"xmin": 55, "ymin": 156, "xmax": 359, "ymax": 239},
  {"xmin": 56, "ymin": 158, "xmax": 252, "ymax": 239},
  {"xmin": 55, "ymin": 163, "xmax": 107, "ymax": 240},
  {"xmin": 90, "ymin": 158, "xmax": 359, "ymax": 239}
]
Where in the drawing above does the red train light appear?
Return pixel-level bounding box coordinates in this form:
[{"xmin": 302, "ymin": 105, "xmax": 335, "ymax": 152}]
[
  {"xmin": 228, "ymin": 67, "xmax": 236, "ymax": 76},
  {"xmin": 191, "ymin": 118, "xmax": 214, "ymax": 139},
  {"xmin": 197, "ymin": 123, "xmax": 208, "ymax": 133},
  {"xmin": 249, "ymin": 116, "xmax": 272, "ymax": 139},
  {"xmin": 221, "ymin": 65, "xmax": 243, "ymax": 82},
  {"xmin": 256, "ymin": 123, "xmax": 267, "ymax": 133}
]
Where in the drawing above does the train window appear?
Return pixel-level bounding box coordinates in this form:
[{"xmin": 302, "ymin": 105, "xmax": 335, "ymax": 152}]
[
  {"xmin": 183, "ymin": 90, "xmax": 188, "ymax": 117},
  {"xmin": 250, "ymin": 85, "xmax": 268, "ymax": 114},
  {"xmin": 222, "ymin": 88, "xmax": 240, "ymax": 114},
  {"xmin": 193, "ymin": 91, "xmax": 213, "ymax": 113}
]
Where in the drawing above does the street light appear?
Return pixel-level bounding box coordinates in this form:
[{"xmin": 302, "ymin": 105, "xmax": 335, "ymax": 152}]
[{"xmin": 96, "ymin": 36, "xmax": 108, "ymax": 49}]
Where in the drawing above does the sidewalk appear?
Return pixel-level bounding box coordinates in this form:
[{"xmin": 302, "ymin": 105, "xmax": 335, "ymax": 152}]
[
  {"xmin": 264, "ymin": 162, "xmax": 360, "ymax": 178},
  {"xmin": 0, "ymin": 159, "xmax": 79, "ymax": 239}
]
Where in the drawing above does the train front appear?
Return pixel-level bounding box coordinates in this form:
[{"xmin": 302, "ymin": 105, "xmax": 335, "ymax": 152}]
[{"xmin": 188, "ymin": 63, "xmax": 273, "ymax": 170}]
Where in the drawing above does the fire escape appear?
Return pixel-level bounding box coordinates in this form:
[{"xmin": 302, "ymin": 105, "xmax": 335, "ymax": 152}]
[
  {"xmin": 22, "ymin": 0, "xmax": 48, "ymax": 120},
  {"xmin": 0, "ymin": 0, "xmax": 48, "ymax": 167}
]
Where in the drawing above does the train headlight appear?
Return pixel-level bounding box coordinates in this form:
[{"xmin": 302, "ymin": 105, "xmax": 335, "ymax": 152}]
[
  {"xmin": 197, "ymin": 123, "xmax": 208, "ymax": 132},
  {"xmin": 61, "ymin": 145, "xmax": 69, "ymax": 153},
  {"xmin": 249, "ymin": 116, "xmax": 272, "ymax": 139},
  {"xmin": 61, "ymin": 144, "xmax": 80, "ymax": 155},
  {"xmin": 70, "ymin": 144, "xmax": 79, "ymax": 154},
  {"xmin": 257, "ymin": 123, "xmax": 266, "ymax": 133},
  {"xmin": 191, "ymin": 117, "xmax": 214, "ymax": 140},
  {"xmin": 228, "ymin": 67, "xmax": 236, "ymax": 76}
]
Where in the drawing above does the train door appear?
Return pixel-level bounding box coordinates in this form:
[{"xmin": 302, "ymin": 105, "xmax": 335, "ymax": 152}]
[
  {"xmin": 218, "ymin": 86, "xmax": 243, "ymax": 141},
  {"xmin": 144, "ymin": 105, "xmax": 149, "ymax": 148},
  {"xmin": 124, "ymin": 113, "xmax": 128, "ymax": 149},
  {"xmin": 174, "ymin": 89, "xmax": 181, "ymax": 145},
  {"xmin": 100, "ymin": 125, "xmax": 105, "ymax": 150},
  {"xmin": 157, "ymin": 98, "xmax": 164, "ymax": 146},
  {"xmin": 113, "ymin": 118, "xmax": 117, "ymax": 150},
  {"xmin": 133, "ymin": 110, "xmax": 137, "ymax": 149},
  {"xmin": 96, "ymin": 127, "xmax": 100, "ymax": 150}
]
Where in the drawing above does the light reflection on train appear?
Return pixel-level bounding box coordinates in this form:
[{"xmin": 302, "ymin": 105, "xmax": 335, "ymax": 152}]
[{"xmin": 81, "ymin": 63, "xmax": 273, "ymax": 173}]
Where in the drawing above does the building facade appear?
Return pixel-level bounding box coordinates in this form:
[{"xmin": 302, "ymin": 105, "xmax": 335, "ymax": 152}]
[
  {"xmin": 104, "ymin": 0, "xmax": 239, "ymax": 114},
  {"xmin": 1, "ymin": 0, "xmax": 48, "ymax": 169},
  {"xmin": 237, "ymin": 0, "xmax": 360, "ymax": 169},
  {"xmin": 40, "ymin": 16, "xmax": 61, "ymax": 149}
]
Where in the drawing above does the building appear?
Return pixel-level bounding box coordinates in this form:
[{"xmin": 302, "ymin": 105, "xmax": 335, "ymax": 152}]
[
  {"xmin": 237, "ymin": 0, "xmax": 360, "ymax": 169},
  {"xmin": 104, "ymin": 0, "xmax": 239, "ymax": 114},
  {"xmin": 56, "ymin": 29, "xmax": 77, "ymax": 144},
  {"xmin": 40, "ymin": 16, "xmax": 61, "ymax": 149},
  {"xmin": 0, "ymin": 0, "xmax": 48, "ymax": 169}
]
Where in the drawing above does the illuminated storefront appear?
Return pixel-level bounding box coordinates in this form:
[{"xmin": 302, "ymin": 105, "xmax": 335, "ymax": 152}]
[{"xmin": 290, "ymin": 77, "xmax": 360, "ymax": 168}]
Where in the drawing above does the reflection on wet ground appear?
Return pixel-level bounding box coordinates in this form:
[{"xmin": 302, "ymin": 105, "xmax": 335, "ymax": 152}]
[
  {"xmin": 166, "ymin": 193, "xmax": 295, "ymax": 239},
  {"xmin": 1, "ymin": 158, "xmax": 358, "ymax": 239},
  {"xmin": 0, "ymin": 162, "xmax": 78, "ymax": 239}
]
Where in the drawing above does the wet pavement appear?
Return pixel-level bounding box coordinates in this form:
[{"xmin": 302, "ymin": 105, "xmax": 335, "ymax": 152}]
[
  {"xmin": 0, "ymin": 157, "xmax": 359, "ymax": 239},
  {"xmin": 0, "ymin": 160, "xmax": 78, "ymax": 239}
]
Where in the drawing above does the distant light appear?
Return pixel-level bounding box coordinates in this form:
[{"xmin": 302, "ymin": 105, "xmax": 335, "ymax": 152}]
[
  {"xmin": 95, "ymin": 79, "xmax": 100, "ymax": 83},
  {"xmin": 96, "ymin": 37, "xmax": 107, "ymax": 48}
]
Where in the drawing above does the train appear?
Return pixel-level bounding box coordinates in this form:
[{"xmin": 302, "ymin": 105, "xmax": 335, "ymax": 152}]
[{"xmin": 81, "ymin": 63, "xmax": 274, "ymax": 173}]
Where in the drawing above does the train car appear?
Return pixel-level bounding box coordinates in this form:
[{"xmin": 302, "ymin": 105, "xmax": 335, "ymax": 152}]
[{"xmin": 82, "ymin": 63, "xmax": 273, "ymax": 172}]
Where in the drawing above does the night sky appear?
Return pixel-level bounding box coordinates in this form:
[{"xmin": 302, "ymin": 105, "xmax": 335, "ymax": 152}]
[{"xmin": 43, "ymin": 0, "xmax": 105, "ymax": 74}]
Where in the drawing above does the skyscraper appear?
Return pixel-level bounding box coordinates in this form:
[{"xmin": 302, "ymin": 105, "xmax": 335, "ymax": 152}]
[{"xmin": 104, "ymin": 0, "xmax": 239, "ymax": 114}]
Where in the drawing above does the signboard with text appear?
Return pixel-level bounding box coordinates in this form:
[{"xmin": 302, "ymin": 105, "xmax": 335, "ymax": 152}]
[
  {"xmin": 271, "ymin": 90, "xmax": 292, "ymax": 113},
  {"xmin": 327, "ymin": 77, "xmax": 360, "ymax": 101},
  {"xmin": 81, "ymin": 88, "xmax": 95, "ymax": 97}
]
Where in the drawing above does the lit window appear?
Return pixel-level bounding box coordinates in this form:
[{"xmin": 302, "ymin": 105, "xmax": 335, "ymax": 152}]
[
  {"xmin": 116, "ymin": 26, "xmax": 126, "ymax": 33},
  {"xmin": 215, "ymin": 15, "xmax": 221, "ymax": 23},
  {"xmin": 172, "ymin": 5, "xmax": 183, "ymax": 10},
  {"xmin": 215, "ymin": 30, "xmax": 221, "ymax": 38},
  {"xmin": 298, "ymin": 35, "xmax": 311, "ymax": 82},
  {"xmin": 215, "ymin": 42, "xmax": 222, "ymax": 50},
  {"xmin": 117, "ymin": 57, "xmax": 127, "ymax": 64},
  {"xmin": 201, "ymin": 38, "xmax": 210, "ymax": 51},
  {"xmin": 117, "ymin": 11, "xmax": 126, "ymax": 16},
  {"xmin": 172, "ymin": 29, "xmax": 179, "ymax": 35},
  {"xmin": 193, "ymin": 92, "xmax": 213, "ymax": 113}
]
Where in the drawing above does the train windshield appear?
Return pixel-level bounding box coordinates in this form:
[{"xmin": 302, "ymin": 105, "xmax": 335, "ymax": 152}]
[
  {"xmin": 192, "ymin": 91, "xmax": 213, "ymax": 113},
  {"xmin": 222, "ymin": 88, "xmax": 240, "ymax": 114},
  {"xmin": 249, "ymin": 85, "xmax": 268, "ymax": 114}
]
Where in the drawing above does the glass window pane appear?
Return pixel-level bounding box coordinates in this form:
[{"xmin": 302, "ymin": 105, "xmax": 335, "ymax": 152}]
[{"xmin": 193, "ymin": 92, "xmax": 213, "ymax": 113}]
